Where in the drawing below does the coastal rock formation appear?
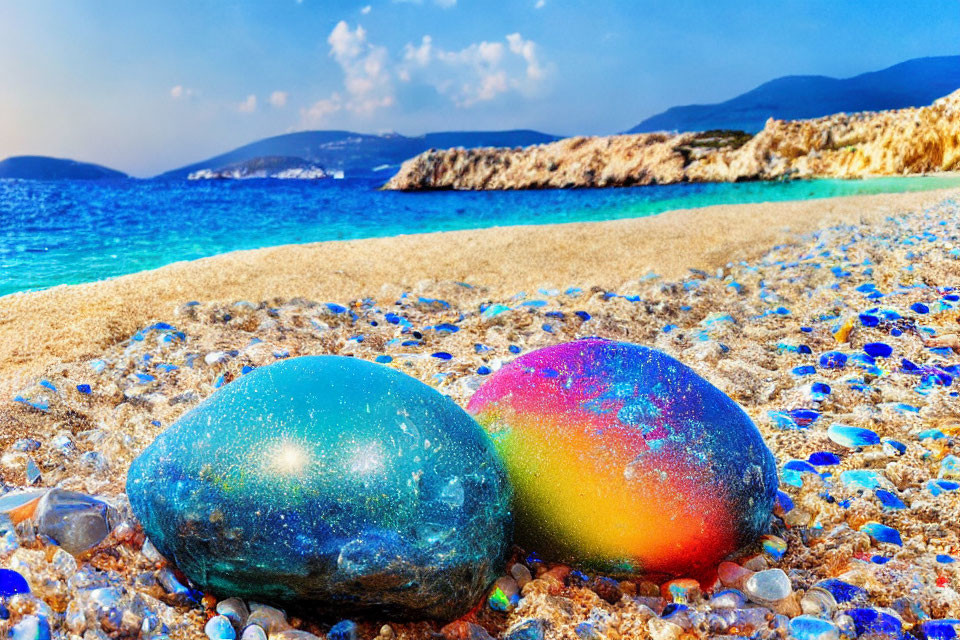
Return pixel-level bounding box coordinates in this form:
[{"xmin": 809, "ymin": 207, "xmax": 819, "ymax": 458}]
[{"xmin": 384, "ymin": 89, "xmax": 960, "ymax": 190}]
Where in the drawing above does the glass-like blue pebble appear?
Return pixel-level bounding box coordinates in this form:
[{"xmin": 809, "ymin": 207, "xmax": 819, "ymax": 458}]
[{"xmin": 127, "ymin": 356, "xmax": 512, "ymax": 620}]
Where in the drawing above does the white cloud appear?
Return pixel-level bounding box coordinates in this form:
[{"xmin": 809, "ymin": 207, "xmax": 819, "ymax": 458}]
[
  {"xmin": 169, "ymin": 85, "xmax": 197, "ymax": 100},
  {"xmin": 269, "ymin": 91, "xmax": 289, "ymax": 108},
  {"xmin": 303, "ymin": 93, "xmax": 343, "ymax": 121},
  {"xmin": 238, "ymin": 94, "xmax": 257, "ymax": 113},
  {"xmin": 303, "ymin": 22, "xmax": 551, "ymax": 124},
  {"xmin": 361, "ymin": 5, "xmax": 372, "ymax": 14},
  {"xmin": 534, "ymin": 0, "xmax": 546, "ymax": 8},
  {"xmin": 400, "ymin": 32, "xmax": 548, "ymax": 107},
  {"xmin": 303, "ymin": 21, "xmax": 395, "ymax": 123}
]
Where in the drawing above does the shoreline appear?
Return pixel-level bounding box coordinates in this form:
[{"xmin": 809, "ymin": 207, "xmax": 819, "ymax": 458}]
[{"xmin": 1, "ymin": 186, "xmax": 958, "ymax": 396}]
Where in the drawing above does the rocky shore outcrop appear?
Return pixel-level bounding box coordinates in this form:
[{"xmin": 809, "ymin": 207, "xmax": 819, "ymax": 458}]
[{"xmin": 384, "ymin": 89, "xmax": 960, "ymax": 190}]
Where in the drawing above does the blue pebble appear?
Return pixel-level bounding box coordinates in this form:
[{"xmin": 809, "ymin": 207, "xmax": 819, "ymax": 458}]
[
  {"xmin": 76, "ymin": 384, "xmax": 92, "ymax": 395},
  {"xmin": 508, "ymin": 345, "xmax": 521, "ymax": 354},
  {"xmin": 375, "ymin": 355, "xmax": 392, "ymax": 364},
  {"xmin": 477, "ymin": 366, "xmax": 492, "ymax": 376},
  {"xmin": 808, "ymin": 451, "xmax": 840, "ymax": 466},
  {"xmin": 937, "ymin": 554, "xmax": 956, "ymax": 564},
  {"xmin": 882, "ymin": 438, "xmax": 907, "ymax": 455},
  {"xmin": 863, "ymin": 342, "xmax": 893, "ymax": 358},
  {"xmin": 828, "ymin": 424, "xmax": 880, "ymax": 448},
  {"xmin": 775, "ymin": 490, "xmax": 794, "ymax": 513},
  {"xmin": 860, "ymin": 522, "xmax": 903, "ymax": 546},
  {"xmin": 840, "ymin": 469, "xmax": 886, "ymax": 491},
  {"xmin": 0, "ymin": 569, "xmax": 30, "ymax": 597},
  {"xmin": 859, "ymin": 313, "xmax": 880, "ymax": 327},
  {"xmin": 326, "ymin": 303, "xmax": 348, "ymax": 314},
  {"xmin": 204, "ymin": 616, "xmax": 236, "ymax": 640},
  {"xmin": 875, "ymin": 489, "xmax": 906, "ymax": 510},
  {"xmin": 788, "ymin": 615, "xmax": 841, "ymax": 640},
  {"xmin": 819, "ymin": 351, "xmax": 848, "ymax": 369},
  {"xmin": 328, "ymin": 620, "xmax": 357, "ymax": 640},
  {"xmin": 847, "ymin": 608, "xmax": 902, "ymax": 637},
  {"xmin": 911, "ymin": 302, "xmax": 930, "ymax": 314},
  {"xmin": 784, "ymin": 459, "xmax": 818, "ymax": 474},
  {"xmin": 816, "ymin": 578, "xmax": 866, "ymax": 603},
  {"xmin": 788, "ymin": 408, "xmax": 820, "ymax": 426},
  {"xmin": 10, "ymin": 616, "xmax": 50, "ymax": 640},
  {"xmin": 431, "ymin": 352, "xmax": 453, "ymax": 360},
  {"xmin": 575, "ymin": 311, "xmax": 591, "ymax": 321},
  {"xmin": 916, "ymin": 620, "xmax": 959, "ymax": 640},
  {"xmin": 792, "ymin": 365, "xmax": 816, "ymax": 376},
  {"xmin": 870, "ymin": 555, "xmax": 891, "ymax": 565}
]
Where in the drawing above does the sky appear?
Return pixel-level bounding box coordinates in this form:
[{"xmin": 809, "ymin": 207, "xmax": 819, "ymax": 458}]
[{"xmin": 0, "ymin": 1, "xmax": 958, "ymax": 177}]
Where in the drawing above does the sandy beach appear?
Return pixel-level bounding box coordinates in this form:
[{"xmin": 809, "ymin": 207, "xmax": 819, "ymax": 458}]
[
  {"xmin": 2, "ymin": 185, "xmax": 960, "ymax": 639},
  {"xmin": 2, "ymin": 186, "xmax": 957, "ymax": 398}
]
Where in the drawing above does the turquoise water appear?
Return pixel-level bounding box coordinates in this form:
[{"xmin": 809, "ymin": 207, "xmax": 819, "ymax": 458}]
[{"xmin": 3, "ymin": 174, "xmax": 960, "ymax": 297}]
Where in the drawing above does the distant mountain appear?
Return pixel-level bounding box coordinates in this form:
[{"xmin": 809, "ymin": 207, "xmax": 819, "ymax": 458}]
[
  {"xmin": 628, "ymin": 56, "xmax": 960, "ymax": 134},
  {"xmin": 0, "ymin": 156, "xmax": 127, "ymax": 180},
  {"xmin": 159, "ymin": 130, "xmax": 560, "ymax": 179}
]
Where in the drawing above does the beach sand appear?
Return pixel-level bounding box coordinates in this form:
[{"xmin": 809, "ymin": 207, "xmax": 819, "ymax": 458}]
[
  {"xmin": 2, "ymin": 186, "xmax": 960, "ymax": 640},
  {"xmin": 1, "ymin": 187, "xmax": 957, "ymax": 397}
]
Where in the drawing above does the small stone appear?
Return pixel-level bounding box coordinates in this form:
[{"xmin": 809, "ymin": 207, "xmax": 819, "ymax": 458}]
[
  {"xmin": 510, "ymin": 563, "xmax": 533, "ymax": 588},
  {"xmin": 647, "ymin": 618, "xmax": 683, "ymax": 640},
  {"xmin": 789, "ymin": 615, "xmax": 840, "ymax": 640},
  {"xmin": 328, "ymin": 620, "xmax": 357, "ymax": 640},
  {"xmin": 239, "ymin": 626, "xmax": 268, "ymax": 640},
  {"xmin": 743, "ymin": 568, "xmax": 792, "ymax": 604},
  {"xmin": 10, "ymin": 615, "xmax": 51, "ymax": 640},
  {"xmin": 859, "ymin": 521, "xmax": 903, "ymax": 546},
  {"xmin": 64, "ymin": 600, "xmax": 86, "ymax": 634},
  {"xmin": 707, "ymin": 589, "xmax": 746, "ymax": 609},
  {"xmin": 245, "ymin": 604, "xmax": 290, "ymax": 635},
  {"xmin": 25, "ymin": 459, "xmax": 41, "ymax": 485},
  {"xmin": 34, "ymin": 489, "xmax": 114, "ymax": 555},
  {"xmin": 378, "ymin": 625, "xmax": 395, "ymax": 639},
  {"xmin": 273, "ymin": 631, "xmax": 320, "ymax": 640},
  {"xmin": 760, "ymin": 535, "xmax": 787, "ymax": 561},
  {"xmin": 206, "ymin": 616, "xmax": 237, "ymax": 640},
  {"xmin": 440, "ymin": 620, "xmax": 495, "ymax": 640},
  {"xmin": 661, "ymin": 578, "xmax": 700, "ymax": 604},
  {"xmin": 588, "ymin": 576, "xmax": 623, "ymax": 604},
  {"xmin": 827, "ymin": 424, "xmax": 880, "ymax": 448},
  {"xmin": 741, "ymin": 553, "xmax": 769, "ymax": 571},
  {"xmin": 488, "ymin": 576, "xmax": 519, "ymax": 611},
  {"xmin": 215, "ymin": 598, "xmax": 249, "ymax": 631},
  {"xmin": 502, "ymin": 619, "xmax": 546, "ymax": 640},
  {"xmin": 717, "ymin": 562, "xmax": 753, "ymax": 589}
]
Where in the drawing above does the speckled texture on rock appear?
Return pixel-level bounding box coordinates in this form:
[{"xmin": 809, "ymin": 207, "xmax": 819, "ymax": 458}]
[{"xmin": 126, "ymin": 356, "xmax": 512, "ymax": 620}]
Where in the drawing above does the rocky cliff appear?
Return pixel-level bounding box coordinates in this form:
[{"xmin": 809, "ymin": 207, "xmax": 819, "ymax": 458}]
[{"xmin": 384, "ymin": 89, "xmax": 960, "ymax": 190}]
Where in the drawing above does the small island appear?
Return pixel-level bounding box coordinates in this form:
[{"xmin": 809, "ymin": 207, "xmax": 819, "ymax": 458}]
[
  {"xmin": 187, "ymin": 156, "xmax": 342, "ymax": 180},
  {"xmin": 0, "ymin": 155, "xmax": 127, "ymax": 180}
]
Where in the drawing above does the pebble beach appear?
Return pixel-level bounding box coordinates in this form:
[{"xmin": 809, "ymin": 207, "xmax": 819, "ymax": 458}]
[{"xmin": 2, "ymin": 189, "xmax": 960, "ymax": 640}]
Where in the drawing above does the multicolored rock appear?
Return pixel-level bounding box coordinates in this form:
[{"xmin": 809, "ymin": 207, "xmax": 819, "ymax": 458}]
[
  {"xmin": 127, "ymin": 356, "xmax": 512, "ymax": 620},
  {"xmin": 467, "ymin": 338, "xmax": 778, "ymax": 577}
]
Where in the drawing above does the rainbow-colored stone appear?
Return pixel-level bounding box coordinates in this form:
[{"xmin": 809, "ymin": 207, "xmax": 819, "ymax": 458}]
[{"xmin": 467, "ymin": 338, "xmax": 778, "ymax": 577}]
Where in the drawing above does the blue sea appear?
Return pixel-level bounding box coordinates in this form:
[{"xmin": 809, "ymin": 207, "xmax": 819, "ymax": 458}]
[{"xmin": 4, "ymin": 174, "xmax": 960, "ymax": 298}]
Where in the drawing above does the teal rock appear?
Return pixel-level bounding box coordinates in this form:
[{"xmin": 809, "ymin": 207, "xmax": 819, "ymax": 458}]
[{"xmin": 126, "ymin": 356, "xmax": 512, "ymax": 620}]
